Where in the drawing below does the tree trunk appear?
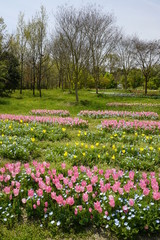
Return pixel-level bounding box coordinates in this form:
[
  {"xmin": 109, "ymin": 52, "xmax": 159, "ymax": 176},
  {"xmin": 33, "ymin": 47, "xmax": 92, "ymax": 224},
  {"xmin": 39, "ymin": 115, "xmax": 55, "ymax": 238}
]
[
  {"xmin": 75, "ymin": 81, "xmax": 79, "ymax": 102},
  {"xmin": 20, "ymin": 56, "xmax": 23, "ymax": 94},
  {"xmin": 145, "ymin": 76, "xmax": 148, "ymax": 95}
]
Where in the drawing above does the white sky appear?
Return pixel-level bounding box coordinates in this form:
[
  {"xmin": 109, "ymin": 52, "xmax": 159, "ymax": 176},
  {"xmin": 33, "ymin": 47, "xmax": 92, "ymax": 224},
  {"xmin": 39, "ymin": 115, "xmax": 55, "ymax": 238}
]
[{"xmin": 0, "ymin": 0, "xmax": 160, "ymax": 40}]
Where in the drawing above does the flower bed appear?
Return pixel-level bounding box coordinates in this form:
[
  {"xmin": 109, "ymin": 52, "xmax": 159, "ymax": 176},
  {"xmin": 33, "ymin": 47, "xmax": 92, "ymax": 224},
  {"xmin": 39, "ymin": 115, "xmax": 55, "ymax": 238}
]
[
  {"xmin": 106, "ymin": 102, "xmax": 160, "ymax": 107},
  {"xmin": 0, "ymin": 161, "xmax": 160, "ymax": 238},
  {"xmin": 0, "ymin": 114, "xmax": 88, "ymax": 128},
  {"xmin": 101, "ymin": 119, "xmax": 160, "ymax": 133},
  {"xmin": 78, "ymin": 110, "xmax": 159, "ymax": 120},
  {"xmin": 31, "ymin": 109, "xmax": 70, "ymax": 117}
]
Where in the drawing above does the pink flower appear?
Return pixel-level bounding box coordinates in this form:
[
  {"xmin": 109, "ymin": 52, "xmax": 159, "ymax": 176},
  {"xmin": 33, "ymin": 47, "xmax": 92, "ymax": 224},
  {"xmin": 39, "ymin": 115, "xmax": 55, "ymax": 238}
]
[
  {"xmin": 105, "ymin": 211, "xmax": 108, "ymax": 216},
  {"xmin": 22, "ymin": 198, "xmax": 27, "ymax": 204},
  {"xmin": 94, "ymin": 201, "xmax": 102, "ymax": 213},
  {"xmin": 89, "ymin": 208, "xmax": 92, "ymax": 213},
  {"xmin": 37, "ymin": 199, "xmax": 40, "ymax": 206},
  {"xmin": 129, "ymin": 171, "xmax": 135, "ymax": 180},
  {"xmin": 78, "ymin": 205, "xmax": 83, "ymax": 211},
  {"xmin": 44, "ymin": 202, "xmax": 48, "ymax": 208},
  {"xmin": 13, "ymin": 188, "xmax": 19, "ymax": 197},
  {"xmin": 129, "ymin": 199, "xmax": 134, "ymax": 206},
  {"xmin": 82, "ymin": 192, "xmax": 88, "ymax": 202},
  {"xmin": 122, "ymin": 205, "xmax": 128, "ymax": 213},
  {"xmin": 28, "ymin": 189, "xmax": 34, "ymax": 198},
  {"xmin": 86, "ymin": 184, "xmax": 93, "ymax": 193},
  {"xmin": 143, "ymin": 188, "xmax": 150, "ymax": 196},
  {"xmin": 109, "ymin": 195, "xmax": 115, "ymax": 208},
  {"xmin": 51, "ymin": 191, "xmax": 56, "ymax": 199},
  {"xmin": 66, "ymin": 196, "xmax": 75, "ymax": 206},
  {"xmin": 153, "ymin": 192, "xmax": 160, "ymax": 200},
  {"xmin": 74, "ymin": 208, "xmax": 78, "ymax": 215},
  {"xmin": 36, "ymin": 188, "xmax": 43, "ymax": 197},
  {"xmin": 3, "ymin": 186, "xmax": 10, "ymax": 194},
  {"xmin": 61, "ymin": 162, "xmax": 66, "ymax": 169},
  {"xmin": 33, "ymin": 204, "xmax": 37, "ymax": 209}
]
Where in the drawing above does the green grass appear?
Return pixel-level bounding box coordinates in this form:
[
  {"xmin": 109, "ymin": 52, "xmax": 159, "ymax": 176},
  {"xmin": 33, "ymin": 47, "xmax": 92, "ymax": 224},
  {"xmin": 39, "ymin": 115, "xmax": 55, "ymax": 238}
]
[
  {"xmin": 0, "ymin": 89, "xmax": 160, "ymax": 116},
  {"xmin": 0, "ymin": 89, "xmax": 160, "ymax": 240}
]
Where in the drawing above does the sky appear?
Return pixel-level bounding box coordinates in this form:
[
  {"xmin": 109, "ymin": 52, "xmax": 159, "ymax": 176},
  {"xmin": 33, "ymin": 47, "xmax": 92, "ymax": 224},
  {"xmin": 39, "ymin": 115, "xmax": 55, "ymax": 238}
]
[{"xmin": 0, "ymin": 0, "xmax": 160, "ymax": 40}]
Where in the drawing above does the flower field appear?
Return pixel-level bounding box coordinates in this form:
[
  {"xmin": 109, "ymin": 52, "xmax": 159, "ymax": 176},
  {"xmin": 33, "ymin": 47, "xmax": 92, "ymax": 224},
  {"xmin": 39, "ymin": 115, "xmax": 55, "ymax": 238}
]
[
  {"xmin": 79, "ymin": 110, "xmax": 159, "ymax": 120},
  {"xmin": 0, "ymin": 104, "xmax": 160, "ymax": 239}
]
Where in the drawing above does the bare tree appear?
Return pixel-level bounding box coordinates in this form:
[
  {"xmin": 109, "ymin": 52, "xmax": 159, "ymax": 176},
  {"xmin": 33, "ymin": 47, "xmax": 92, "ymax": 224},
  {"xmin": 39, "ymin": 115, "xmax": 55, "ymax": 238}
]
[
  {"xmin": 133, "ymin": 37, "xmax": 160, "ymax": 95},
  {"xmin": 116, "ymin": 36, "xmax": 135, "ymax": 89},
  {"xmin": 55, "ymin": 6, "xmax": 89, "ymax": 102},
  {"xmin": 84, "ymin": 6, "xmax": 118, "ymax": 94},
  {"xmin": 16, "ymin": 12, "xmax": 27, "ymax": 94}
]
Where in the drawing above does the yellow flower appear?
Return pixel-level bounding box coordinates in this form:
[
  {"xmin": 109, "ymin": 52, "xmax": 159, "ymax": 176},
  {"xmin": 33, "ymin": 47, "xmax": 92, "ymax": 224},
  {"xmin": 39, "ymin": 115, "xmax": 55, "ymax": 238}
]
[
  {"xmin": 85, "ymin": 144, "xmax": 88, "ymax": 149},
  {"xmin": 96, "ymin": 142, "xmax": 99, "ymax": 147},
  {"xmin": 9, "ymin": 137, "xmax": 12, "ymax": 140},
  {"xmin": 84, "ymin": 132, "xmax": 87, "ymax": 136},
  {"xmin": 114, "ymin": 148, "xmax": 117, "ymax": 152},
  {"xmin": 98, "ymin": 154, "xmax": 100, "ymax": 158},
  {"xmin": 62, "ymin": 128, "xmax": 66, "ymax": 132},
  {"xmin": 112, "ymin": 144, "xmax": 116, "ymax": 150},
  {"xmin": 122, "ymin": 149, "xmax": 125, "ymax": 154},
  {"xmin": 0, "ymin": 141, "xmax": 2, "ymax": 144},
  {"xmin": 91, "ymin": 145, "xmax": 94, "ymax": 149},
  {"xmin": 114, "ymin": 134, "xmax": 117, "ymax": 137},
  {"xmin": 20, "ymin": 119, "xmax": 23, "ymax": 123},
  {"xmin": 31, "ymin": 138, "xmax": 35, "ymax": 142},
  {"xmin": 142, "ymin": 133, "xmax": 145, "ymax": 137},
  {"xmin": 75, "ymin": 142, "xmax": 79, "ymax": 146},
  {"xmin": 78, "ymin": 130, "xmax": 81, "ymax": 134},
  {"xmin": 106, "ymin": 152, "xmax": 109, "ymax": 156},
  {"xmin": 30, "ymin": 128, "xmax": 33, "ymax": 131},
  {"xmin": 102, "ymin": 145, "xmax": 105, "ymax": 149},
  {"xmin": 2, "ymin": 134, "xmax": 4, "ymax": 137},
  {"xmin": 149, "ymin": 146, "xmax": 153, "ymax": 151},
  {"xmin": 112, "ymin": 155, "xmax": 115, "ymax": 160},
  {"xmin": 150, "ymin": 137, "xmax": 152, "ymax": 140},
  {"xmin": 9, "ymin": 125, "xmax": 12, "ymax": 129},
  {"xmin": 43, "ymin": 129, "xmax": 46, "ymax": 133},
  {"xmin": 64, "ymin": 151, "xmax": 68, "ymax": 157},
  {"xmin": 135, "ymin": 132, "xmax": 138, "ymax": 137},
  {"xmin": 66, "ymin": 143, "xmax": 69, "ymax": 146},
  {"xmin": 140, "ymin": 147, "xmax": 144, "ymax": 152},
  {"xmin": 123, "ymin": 132, "xmax": 126, "ymax": 135},
  {"xmin": 158, "ymin": 147, "xmax": 160, "ymax": 151},
  {"xmin": 131, "ymin": 147, "xmax": 134, "ymax": 151},
  {"xmin": 110, "ymin": 136, "xmax": 113, "ymax": 139},
  {"xmin": 77, "ymin": 134, "xmax": 80, "ymax": 137},
  {"xmin": 73, "ymin": 155, "xmax": 77, "ymax": 159},
  {"xmin": 146, "ymin": 136, "xmax": 149, "ymax": 140},
  {"xmin": 82, "ymin": 152, "xmax": 86, "ymax": 156},
  {"xmin": 81, "ymin": 143, "xmax": 84, "ymax": 147}
]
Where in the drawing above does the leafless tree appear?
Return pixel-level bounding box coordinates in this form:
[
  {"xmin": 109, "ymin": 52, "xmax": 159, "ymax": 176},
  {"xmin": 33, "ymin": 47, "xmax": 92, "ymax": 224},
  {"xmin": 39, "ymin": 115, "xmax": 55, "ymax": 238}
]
[
  {"xmin": 84, "ymin": 6, "xmax": 119, "ymax": 94},
  {"xmin": 116, "ymin": 36, "xmax": 135, "ymax": 89},
  {"xmin": 133, "ymin": 37, "xmax": 160, "ymax": 95},
  {"xmin": 55, "ymin": 6, "xmax": 89, "ymax": 102}
]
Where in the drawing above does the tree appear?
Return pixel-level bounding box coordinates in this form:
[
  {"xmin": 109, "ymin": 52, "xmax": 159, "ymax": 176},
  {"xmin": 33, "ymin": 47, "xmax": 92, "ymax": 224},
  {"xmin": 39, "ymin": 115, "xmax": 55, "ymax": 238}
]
[
  {"xmin": 133, "ymin": 38, "xmax": 160, "ymax": 95},
  {"xmin": 55, "ymin": 6, "xmax": 89, "ymax": 102},
  {"xmin": 84, "ymin": 6, "xmax": 118, "ymax": 94},
  {"xmin": 116, "ymin": 36, "xmax": 135, "ymax": 89},
  {"xmin": 36, "ymin": 5, "xmax": 48, "ymax": 97},
  {"xmin": 16, "ymin": 12, "xmax": 27, "ymax": 94}
]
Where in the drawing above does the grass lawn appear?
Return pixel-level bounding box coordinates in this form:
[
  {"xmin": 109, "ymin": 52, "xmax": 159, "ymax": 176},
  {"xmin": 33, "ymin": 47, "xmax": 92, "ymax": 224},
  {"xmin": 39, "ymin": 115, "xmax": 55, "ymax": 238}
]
[{"xmin": 0, "ymin": 89, "xmax": 160, "ymax": 240}]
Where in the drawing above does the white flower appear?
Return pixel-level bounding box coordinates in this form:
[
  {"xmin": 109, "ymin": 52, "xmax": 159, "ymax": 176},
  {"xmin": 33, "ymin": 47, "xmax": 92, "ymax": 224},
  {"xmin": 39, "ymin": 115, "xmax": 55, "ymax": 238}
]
[
  {"xmin": 51, "ymin": 220, "xmax": 55, "ymax": 224},
  {"xmin": 57, "ymin": 221, "xmax": 61, "ymax": 226}
]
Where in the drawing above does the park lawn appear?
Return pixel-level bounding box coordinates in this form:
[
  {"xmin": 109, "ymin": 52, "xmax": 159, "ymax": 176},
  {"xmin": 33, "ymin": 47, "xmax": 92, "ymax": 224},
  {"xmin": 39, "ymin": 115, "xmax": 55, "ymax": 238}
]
[{"xmin": 0, "ymin": 89, "xmax": 160, "ymax": 240}]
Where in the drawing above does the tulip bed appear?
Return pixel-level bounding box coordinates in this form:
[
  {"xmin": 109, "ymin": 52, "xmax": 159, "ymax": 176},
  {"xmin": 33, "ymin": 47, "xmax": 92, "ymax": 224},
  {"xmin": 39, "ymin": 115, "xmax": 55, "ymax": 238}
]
[
  {"xmin": 0, "ymin": 109, "xmax": 160, "ymax": 239},
  {"xmin": 78, "ymin": 110, "xmax": 159, "ymax": 120},
  {"xmin": 31, "ymin": 109, "xmax": 70, "ymax": 117}
]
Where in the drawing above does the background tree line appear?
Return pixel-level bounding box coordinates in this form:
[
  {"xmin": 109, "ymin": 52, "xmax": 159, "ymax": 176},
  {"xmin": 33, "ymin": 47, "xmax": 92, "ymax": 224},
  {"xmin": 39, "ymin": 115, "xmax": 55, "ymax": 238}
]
[{"xmin": 0, "ymin": 5, "xmax": 160, "ymax": 100}]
